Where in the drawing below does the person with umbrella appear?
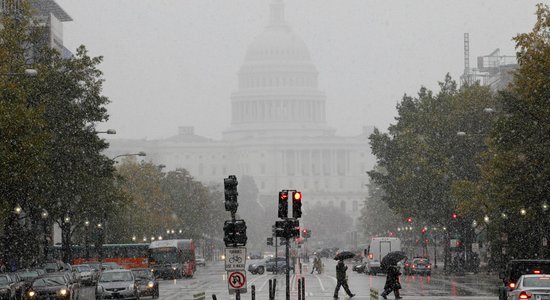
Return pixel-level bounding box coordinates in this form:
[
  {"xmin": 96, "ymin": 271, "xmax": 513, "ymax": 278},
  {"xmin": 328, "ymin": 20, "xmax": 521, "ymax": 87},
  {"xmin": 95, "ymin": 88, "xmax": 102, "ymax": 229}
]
[
  {"xmin": 380, "ymin": 251, "xmax": 406, "ymax": 299},
  {"xmin": 333, "ymin": 251, "xmax": 355, "ymax": 299}
]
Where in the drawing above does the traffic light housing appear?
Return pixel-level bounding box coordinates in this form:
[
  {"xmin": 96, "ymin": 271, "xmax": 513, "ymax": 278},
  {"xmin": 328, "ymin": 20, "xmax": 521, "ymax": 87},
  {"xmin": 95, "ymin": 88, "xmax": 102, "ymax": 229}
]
[
  {"xmin": 223, "ymin": 219, "xmax": 247, "ymax": 247},
  {"xmin": 274, "ymin": 219, "xmax": 300, "ymax": 239},
  {"xmin": 292, "ymin": 191, "xmax": 302, "ymax": 218},
  {"xmin": 278, "ymin": 191, "xmax": 289, "ymax": 219},
  {"xmin": 224, "ymin": 175, "xmax": 238, "ymax": 213}
]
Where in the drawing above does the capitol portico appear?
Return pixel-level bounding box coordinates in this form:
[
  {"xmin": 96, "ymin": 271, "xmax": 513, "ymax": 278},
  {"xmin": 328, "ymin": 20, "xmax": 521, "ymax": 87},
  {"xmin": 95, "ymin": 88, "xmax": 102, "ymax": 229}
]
[{"xmin": 106, "ymin": 0, "xmax": 375, "ymax": 219}]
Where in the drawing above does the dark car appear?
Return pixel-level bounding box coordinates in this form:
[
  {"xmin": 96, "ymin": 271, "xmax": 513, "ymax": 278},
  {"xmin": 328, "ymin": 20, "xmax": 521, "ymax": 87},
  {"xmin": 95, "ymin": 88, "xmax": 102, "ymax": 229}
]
[
  {"xmin": 248, "ymin": 257, "xmax": 292, "ymax": 275},
  {"xmin": 498, "ymin": 259, "xmax": 550, "ymax": 300},
  {"xmin": 25, "ymin": 274, "xmax": 72, "ymax": 300},
  {"xmin": 0, "ymin": 274, "xmax": 17, "ymax": 300},
  {"xmin": 7, "ymin": 272, "xmax": 27, "ymax": 300},
  {"xmin": 404, "ymin": 258, "xmax": 432, "ymax": 276},
  {"xmin": 42, "ymin": 262, "xmax": 66, "ymax": 274},
  {"xmin": 352, "ymin": 261, "xmax": 367, "ymax": 274},
  {"xmin": 17, "ymin": 269, "xmax": 46, "ymax": 295},
  {"xmin": 265, "ymin": 257, "xmax": 294, "ymax": 274},
  {"xmin": 131, "ymin": 268, "xmax": 159, "ymax": 299}
]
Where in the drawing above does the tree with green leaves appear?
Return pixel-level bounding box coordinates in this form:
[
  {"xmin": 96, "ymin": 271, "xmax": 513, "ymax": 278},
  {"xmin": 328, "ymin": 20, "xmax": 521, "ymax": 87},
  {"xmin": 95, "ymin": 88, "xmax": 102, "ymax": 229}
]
[
  {"xmin": 466, "ymin": 4, "xmax": 550, "ymax": 263},
  {"xmin": 0, "ymin": 1, "xmax": 118, "ymax": 264}
]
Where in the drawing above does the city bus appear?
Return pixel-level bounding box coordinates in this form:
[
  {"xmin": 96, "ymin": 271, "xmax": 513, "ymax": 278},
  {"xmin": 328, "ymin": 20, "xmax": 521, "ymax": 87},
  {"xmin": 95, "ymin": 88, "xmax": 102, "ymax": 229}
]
[
  {"xmin": 148, "ymin": 239, "xmax": 196, "ymax": 279},
  {"xmin": 50, "ymin": 244, "xmax": 149, "ymax": 269}
]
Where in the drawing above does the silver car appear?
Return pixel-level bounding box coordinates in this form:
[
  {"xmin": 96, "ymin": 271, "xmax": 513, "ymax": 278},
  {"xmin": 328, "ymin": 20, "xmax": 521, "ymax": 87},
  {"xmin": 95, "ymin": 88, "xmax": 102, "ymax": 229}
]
[
  {"xmin": 507, "ymin": 274, "xmax": 550, "ymax": 300},
  {"xmin": 96, "ymin": 270, "xmax": 140, "ymax": 300}
]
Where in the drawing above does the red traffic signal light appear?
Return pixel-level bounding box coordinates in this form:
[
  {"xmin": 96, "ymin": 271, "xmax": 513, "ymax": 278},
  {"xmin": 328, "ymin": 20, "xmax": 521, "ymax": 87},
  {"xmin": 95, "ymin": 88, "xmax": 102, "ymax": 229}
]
[
  {"xmin": 407, "ymin": 217, "xmax": 413, "ymax": 223},
  {"xmin": 421, "ymin": 228, "xmax": 427, "ymax": 233},
  {"xmin": 452, "ymin": 213, "xmax": 457, "ymax": 219}
]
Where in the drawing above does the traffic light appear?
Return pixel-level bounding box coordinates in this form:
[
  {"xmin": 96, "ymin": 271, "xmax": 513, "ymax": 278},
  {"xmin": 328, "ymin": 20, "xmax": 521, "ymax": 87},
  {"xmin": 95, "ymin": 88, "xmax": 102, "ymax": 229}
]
[
  {"xmin": 274, "ymin": 219, "xmax": 300, "ymax": 239},
  {"xmin": 278, "ymin": 191, "xmax": 289, "ymax": 219},
  {"xmin": 224, "ymin": 175, "xmax": 238, "ymax": 213},
  {"xmin": 223, "ymin": 219, "xmax": 247, "ymax": 247},
  {"xmin": 267, "ymin": 237, "xmax": 273, "ymax": 246},
  {"xmin": 407, "ymin": 217, "xmax": 413, "ymax": 223},
  {"xmin": 301, "ymin": 228, "xmax": 311, "ymax": 238},
  {"xmin": 452, "ymin": 213, "xmax": 458, "ymax": 219},
  {"xmin": 292, "ymin": 191, "xmax": 302, "ymax": 218}
]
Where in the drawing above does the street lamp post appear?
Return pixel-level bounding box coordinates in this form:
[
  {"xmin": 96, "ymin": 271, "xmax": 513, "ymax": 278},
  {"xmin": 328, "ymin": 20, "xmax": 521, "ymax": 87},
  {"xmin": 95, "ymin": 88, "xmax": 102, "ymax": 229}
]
[
  {"xmin": 84, "ymin": 220, "xmax": 90, "ymax": 259},
  {"xmin": 41, "ymin": 210, "xmax": 49, "ymax": 263}
]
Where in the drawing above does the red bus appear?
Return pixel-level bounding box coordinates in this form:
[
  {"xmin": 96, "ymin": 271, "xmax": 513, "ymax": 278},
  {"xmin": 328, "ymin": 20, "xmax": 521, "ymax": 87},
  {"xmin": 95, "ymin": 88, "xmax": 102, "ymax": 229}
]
[
  {"xmin": 51, "ymin": 244, "xmax": 149, "ymax": 269},
  {"xmin": 148, "ymin": 239, "xmax": 196, "ymax": 278}
]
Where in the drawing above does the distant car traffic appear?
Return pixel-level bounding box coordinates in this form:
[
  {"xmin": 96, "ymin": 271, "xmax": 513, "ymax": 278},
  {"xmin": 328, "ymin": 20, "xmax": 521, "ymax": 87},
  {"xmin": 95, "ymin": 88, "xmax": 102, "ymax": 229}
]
[
  {"xmin": 404, "ymin": 257, "xmax": 432, "ymax": 276},
  {"xmin": 506, "ymin": 274, "xmax": 550, "ymax": 300},
  {"xmin": 195, "ymin": 255, "xmax": 206, "ymax": 267},
  {"xmin": 499, "ymin": 259, "xmax": 550, "ymax": 300},
  {"xmin": 132, "ymin": 268, "xmax": 159, "ymax": 299},
  {"xmin": 72, "ymin": 264, "xmax": 95, "ymax": 286}
]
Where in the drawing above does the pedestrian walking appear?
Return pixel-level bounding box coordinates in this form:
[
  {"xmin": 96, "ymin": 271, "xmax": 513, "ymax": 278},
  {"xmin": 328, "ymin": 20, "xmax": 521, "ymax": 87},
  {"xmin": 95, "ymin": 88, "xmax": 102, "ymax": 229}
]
[
  {"xmin": 381, "ymin": 265, "xmax": 402, "ymax": 299},
  {"xmin": 333, "ymin": 259, "xmax": 355, "ymax": 299}
]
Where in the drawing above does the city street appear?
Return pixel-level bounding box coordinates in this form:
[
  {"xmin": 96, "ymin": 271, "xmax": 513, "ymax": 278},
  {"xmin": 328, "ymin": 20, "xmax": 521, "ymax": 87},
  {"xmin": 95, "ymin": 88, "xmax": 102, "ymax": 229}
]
[{"xmin": 79, "ymin": 259, "xmax": 500, "ymax": 300}]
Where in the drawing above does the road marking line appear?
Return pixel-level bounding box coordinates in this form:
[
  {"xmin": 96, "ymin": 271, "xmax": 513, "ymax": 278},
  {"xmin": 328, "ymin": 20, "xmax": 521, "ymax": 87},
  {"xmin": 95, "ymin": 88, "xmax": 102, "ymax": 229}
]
[{"xmin": 315, "ymin": 274, "xmax": 326, "ymax": 291}]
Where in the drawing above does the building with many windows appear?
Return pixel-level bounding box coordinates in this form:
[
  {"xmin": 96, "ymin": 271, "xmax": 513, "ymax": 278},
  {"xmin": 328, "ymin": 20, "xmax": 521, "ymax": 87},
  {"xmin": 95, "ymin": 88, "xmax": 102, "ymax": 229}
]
[{"xmin": 106, "ymin": 0, "xmax": 375, "ymax": 219}]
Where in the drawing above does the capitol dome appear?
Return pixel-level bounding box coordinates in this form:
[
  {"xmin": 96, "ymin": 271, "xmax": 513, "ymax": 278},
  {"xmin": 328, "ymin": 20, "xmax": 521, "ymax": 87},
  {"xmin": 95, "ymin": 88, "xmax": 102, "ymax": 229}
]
[{"xmin": 223, "ymin": 0, "xmax": 334, "ymax": 140}]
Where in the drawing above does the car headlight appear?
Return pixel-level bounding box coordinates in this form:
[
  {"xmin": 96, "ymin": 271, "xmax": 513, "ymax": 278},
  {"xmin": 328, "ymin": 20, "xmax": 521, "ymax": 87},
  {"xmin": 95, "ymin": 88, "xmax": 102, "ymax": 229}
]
[
  {"xmin": 59, "ymin": 288, "xmax": 68, "ymax": 296},
  {"xmin": 147, "ymin": 281, "xmax": 154, "ymax": 288},
  {"xmin": 221, "ymin": 255, "xmax": 225, "ymax": 260},
  {"xmin": 28, "ymin": 290, "xmax": 36, "ymax": 298}
]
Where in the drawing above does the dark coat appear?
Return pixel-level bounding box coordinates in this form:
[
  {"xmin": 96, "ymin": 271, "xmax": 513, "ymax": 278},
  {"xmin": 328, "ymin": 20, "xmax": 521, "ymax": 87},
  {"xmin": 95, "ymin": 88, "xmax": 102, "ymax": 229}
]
[
  {"xmin": 384, "ymin": 266, "xmax": 402, "ymax": 290},
  {"xmin": 336, "ymin": 260, "xmax": 347, "ymax": 282}
]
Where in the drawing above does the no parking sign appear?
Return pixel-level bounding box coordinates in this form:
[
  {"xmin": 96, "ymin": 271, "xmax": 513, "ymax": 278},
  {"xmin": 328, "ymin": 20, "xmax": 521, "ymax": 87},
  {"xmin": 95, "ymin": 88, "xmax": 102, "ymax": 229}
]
[{"xmin": 227, "ymin": 271, "xmax": 247, "ymax": 294}]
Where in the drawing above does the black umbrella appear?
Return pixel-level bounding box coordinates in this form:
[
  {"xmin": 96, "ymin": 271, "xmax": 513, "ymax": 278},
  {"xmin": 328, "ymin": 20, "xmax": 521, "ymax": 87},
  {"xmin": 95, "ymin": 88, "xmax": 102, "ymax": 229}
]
[
  {"xmin": 334, "ymin": 251, "xmax": 356, "ymax": 261},
  {"xmin": 381, "ymin": 251, "xmax": 407, "ymax": 268}
]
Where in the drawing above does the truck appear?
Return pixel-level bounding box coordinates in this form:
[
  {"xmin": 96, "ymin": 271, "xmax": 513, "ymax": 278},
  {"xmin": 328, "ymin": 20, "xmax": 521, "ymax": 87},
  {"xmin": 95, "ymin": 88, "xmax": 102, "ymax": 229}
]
[{"xmin": 365, "ymin": 237, "xmax": 401, "ymax": 275}]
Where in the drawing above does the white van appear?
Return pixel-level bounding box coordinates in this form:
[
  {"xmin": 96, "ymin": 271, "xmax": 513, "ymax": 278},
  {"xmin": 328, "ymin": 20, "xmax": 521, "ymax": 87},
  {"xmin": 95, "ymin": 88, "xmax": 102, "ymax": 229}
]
[{"xmin": 365, "ymin": 237, "xmax": 401, "ymax": 275}]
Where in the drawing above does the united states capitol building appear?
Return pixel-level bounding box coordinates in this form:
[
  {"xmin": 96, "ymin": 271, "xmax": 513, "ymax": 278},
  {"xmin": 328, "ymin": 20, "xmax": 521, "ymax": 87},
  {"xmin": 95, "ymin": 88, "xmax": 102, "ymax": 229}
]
[{"xmin": 105, "ymin": 0, "xmax": 375, "ymax": 219}]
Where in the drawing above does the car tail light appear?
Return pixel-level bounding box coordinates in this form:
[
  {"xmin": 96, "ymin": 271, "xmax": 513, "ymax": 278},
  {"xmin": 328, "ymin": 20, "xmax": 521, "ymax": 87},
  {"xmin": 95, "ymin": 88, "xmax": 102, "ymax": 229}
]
[
  {"xmin": 405, "ymin": 263, "xmax": 409, "ymax": 267},
  {"xmin": 519, "ymin": 291, "xmax": 532, "ymax": 299},
  {"xmin": 533, "ymin": 269, "xmax": 541, "ymax": 274},
  {"xmin": 427, "ymin": 265, "xmax": 431, "ymax": 269},
  {"xmin": 509, "ymin": 282, "xmax": 516, "ymax": 289},
  {"xmin": 412, "ymin": 264, "xmax": 416, "ymax": 268}
]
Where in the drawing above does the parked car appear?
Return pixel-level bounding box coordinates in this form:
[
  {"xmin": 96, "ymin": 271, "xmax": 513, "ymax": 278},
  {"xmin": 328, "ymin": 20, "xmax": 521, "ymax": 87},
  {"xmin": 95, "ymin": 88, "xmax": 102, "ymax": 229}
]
[
  {"xmin": 95, "ymin": 269, "xmax": 140, "ymax": 300},
  {"xmin": 0, "ymin": 274, "xmax": 17, "ymax": 300},
  {"xmin": 499, "ymin": 259, "xmax": 550, "ymax": 300},
  {"xmin": 25, "ymin": 273, "xmax": 73, "ymax": 300},
  {"xmin": 195, "ymin": 255, "xmax": 206, "ymax": 267},
  {"xmin": 131, "ymin": 268, "xmax": 159, "ymax": 299},
  {"xmin": 506, "ymin": 274, "xmax": 550, "ymax": 300},
  {"xmin": 404, "ymin": 257, "xmax": 432, "ymax": 276}
]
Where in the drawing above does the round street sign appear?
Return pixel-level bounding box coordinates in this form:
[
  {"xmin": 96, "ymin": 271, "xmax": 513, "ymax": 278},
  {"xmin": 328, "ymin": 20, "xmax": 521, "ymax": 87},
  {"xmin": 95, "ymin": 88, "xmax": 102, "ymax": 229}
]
[{"xmin": 228, "ymin": 271, "xmax": 246, "ymax": 289}]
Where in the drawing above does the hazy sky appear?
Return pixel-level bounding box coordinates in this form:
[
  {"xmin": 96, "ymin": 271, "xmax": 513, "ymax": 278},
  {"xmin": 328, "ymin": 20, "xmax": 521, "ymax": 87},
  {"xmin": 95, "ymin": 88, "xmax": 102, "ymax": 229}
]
[{"xmin": 55, "ymin": 0, "xmax": 540, "ymax": 140}]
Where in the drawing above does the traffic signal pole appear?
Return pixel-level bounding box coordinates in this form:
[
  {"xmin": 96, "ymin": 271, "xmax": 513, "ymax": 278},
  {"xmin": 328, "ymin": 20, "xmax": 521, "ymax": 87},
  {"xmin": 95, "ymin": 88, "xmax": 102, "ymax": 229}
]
[{"xmin": 285, "ymin": 236, "xmax": 290, "ymax": 300}]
